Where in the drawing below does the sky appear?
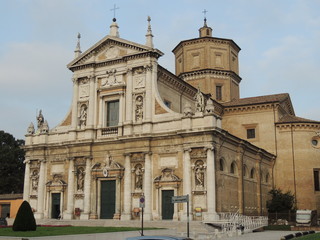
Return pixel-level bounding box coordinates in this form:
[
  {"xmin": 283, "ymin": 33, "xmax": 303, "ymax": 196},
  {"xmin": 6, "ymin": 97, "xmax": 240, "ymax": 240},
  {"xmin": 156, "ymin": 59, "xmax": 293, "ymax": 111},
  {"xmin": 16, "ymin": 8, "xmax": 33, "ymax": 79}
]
[{"xmin": 1, "ymin": 0, "xmax": 320, "ymax": 140}]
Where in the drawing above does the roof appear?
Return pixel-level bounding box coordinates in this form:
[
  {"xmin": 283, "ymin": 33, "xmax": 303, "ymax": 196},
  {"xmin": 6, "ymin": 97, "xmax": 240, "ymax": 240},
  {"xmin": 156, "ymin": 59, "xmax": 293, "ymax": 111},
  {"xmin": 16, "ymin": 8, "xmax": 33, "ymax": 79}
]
[
  {"xmin": 0, "ymin": 193, "xmax": 23, "ymax": 200},
  {"xmin": 277, "ymin": 114, "xmax": 320, "ymax": 124},
  {"xmin": 222, "ymin": 93, "xmax": 290, "ymax": 107}
]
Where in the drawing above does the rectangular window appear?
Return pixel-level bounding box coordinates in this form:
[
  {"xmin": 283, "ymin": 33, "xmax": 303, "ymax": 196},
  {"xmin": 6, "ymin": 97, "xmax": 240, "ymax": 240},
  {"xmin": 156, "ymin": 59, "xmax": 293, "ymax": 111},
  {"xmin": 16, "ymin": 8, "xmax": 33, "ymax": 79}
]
[
  {"xmin": 106, "ymin": 100, "xmax": 119, "ymax": 127},
  {"xmin": 247, "ymin": 128, "xmax": 256, "ymax": 139},
  {"xmin": 314, "ymin": 169, "xmax": 320, "ymax": 191},
  {"xmin": 216, "ymin": 86, "xmax": 222, "ymax": 101}
]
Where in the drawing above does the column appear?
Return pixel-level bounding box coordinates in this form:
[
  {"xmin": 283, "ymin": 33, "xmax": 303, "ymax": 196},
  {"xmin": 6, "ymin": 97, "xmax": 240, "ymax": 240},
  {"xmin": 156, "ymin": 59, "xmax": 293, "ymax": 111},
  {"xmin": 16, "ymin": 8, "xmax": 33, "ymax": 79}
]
[
  {"xmin": 121, "ymin": 154, "xmax": 132, "ymax": 220},
  {"xmin": 35, "ymin": 159, "xmax": 46, "ymax": 219},
  {"xmin": 81, "ymin": 157, "xmax": 92, "ymax": 219},
  {"xmin": 64, "ymin": 158, "xmax": 75, "ymax": 219},
  {"xmin": 87, "ymin": 75, "xmax": 95, "ymax": 128},
  {"xmin": 125, "ymin": 68, "xmax": 133, "ymax": 123},
  {"xmin": 237, "ymin": 148, "xmax": 244, "ymax": 214},
  {"xmin": 145, "ymin": 65, "xmax": 152, "ymax": 121},
  {"xmin": 256, "ymin": 154, "xmax": 262, "ymax": 215},
  {"xmin": 71, "ymin": 78, "xmax": 79, "ymax": 128},
  {"xmin": 143, "ymin": 152, "xmax": 152, "ymax": 220},
  {"xmin": 23, "ymin": 159, "xmax": 31, "ymax": 201},
  {"xmin": 204, "ymin": 147, "xmax": 219, "ymax": 221},
  {"xmin": 182, "ymin": 148, "xmax": 192, "ymax": 220}
]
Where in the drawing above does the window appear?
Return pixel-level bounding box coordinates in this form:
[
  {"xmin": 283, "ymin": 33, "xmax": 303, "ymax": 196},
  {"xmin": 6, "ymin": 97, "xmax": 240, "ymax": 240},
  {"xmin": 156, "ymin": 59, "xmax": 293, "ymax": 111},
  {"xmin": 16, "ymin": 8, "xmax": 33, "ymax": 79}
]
[
  {"xmin": 247, "ymin": 128, "xmax": 256, "ymax": 139},
  {"xmin": 250, "ymin": 168, "xmax": 256, "ymax": 179},
  {"xmin": 230, "ymin": 162, "xmax": 238, "ymax": 175},
  {"xmin": 164, "ymin": 99, "xmax": 171, "ymax": 109},
  {"xmin": 216, "ymin": 86, "xmax": 222, "ymax": 101},
  {"xmin": 219, "ymin": 158, "xmax": 225, "ymax": 172},
  {"xmin": 314, "ymin": 169, "xmax": 320, "ymax": 191},
  {"xmin": 106, "ymin": 100, "xmax": 119, "ymax": 127}
]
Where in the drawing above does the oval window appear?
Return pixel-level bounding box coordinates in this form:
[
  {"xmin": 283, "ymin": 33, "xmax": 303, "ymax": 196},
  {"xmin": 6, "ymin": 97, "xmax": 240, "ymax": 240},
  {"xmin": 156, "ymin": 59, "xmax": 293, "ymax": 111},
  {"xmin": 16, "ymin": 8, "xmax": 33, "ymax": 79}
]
[{"xmin": 312, "ymin": 139, "xmax": 318, "ymax": 146}]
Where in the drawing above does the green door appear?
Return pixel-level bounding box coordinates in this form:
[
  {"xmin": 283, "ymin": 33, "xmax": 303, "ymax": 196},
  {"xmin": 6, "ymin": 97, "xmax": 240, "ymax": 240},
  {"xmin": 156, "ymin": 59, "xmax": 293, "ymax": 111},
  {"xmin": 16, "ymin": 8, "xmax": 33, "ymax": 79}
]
[
  {"xmin": 51, "ymin": 193, "xmax": 61, "ymax": 219},
  {"xmin": 162, "ymin": 190, "xmax": 174, "ymax": 220},
  {"xmin": 100, "ymin": 180, "xmax": 116, "ymax": 219}
]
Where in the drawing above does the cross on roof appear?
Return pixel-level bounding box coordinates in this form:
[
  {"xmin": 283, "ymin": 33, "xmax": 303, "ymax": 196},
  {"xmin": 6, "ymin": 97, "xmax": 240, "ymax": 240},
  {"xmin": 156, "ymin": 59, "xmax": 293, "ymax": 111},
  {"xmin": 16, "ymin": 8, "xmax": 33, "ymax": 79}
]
[
  {"xmin": 202, "ymin": 9, "xmax": 208, "ymax": 18},
  {"xmin": 110, "ymin": 4, "xmax": 119, "ymax": 19}
]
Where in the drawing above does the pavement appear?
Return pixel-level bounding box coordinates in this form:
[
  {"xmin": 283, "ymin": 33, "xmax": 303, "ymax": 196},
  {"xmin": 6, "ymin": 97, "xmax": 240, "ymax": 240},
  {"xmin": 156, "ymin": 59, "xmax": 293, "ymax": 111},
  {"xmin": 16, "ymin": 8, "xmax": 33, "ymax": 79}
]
[{"xmin": 0, "ymin": 219, "xmax": 297, "ymax": 240}]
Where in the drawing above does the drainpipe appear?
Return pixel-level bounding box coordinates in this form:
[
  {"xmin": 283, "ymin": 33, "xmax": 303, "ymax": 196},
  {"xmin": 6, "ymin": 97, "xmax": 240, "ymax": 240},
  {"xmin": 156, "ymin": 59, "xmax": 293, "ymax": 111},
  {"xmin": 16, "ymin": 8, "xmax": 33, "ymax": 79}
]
[{"xmin": 290, "ymin": 124, "xmax": 298, "ymax": 207}]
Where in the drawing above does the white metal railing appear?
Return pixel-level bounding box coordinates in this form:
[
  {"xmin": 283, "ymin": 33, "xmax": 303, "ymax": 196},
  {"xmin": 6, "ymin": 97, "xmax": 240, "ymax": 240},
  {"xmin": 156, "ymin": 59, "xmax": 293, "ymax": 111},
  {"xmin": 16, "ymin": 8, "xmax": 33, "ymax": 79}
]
[{"xmin": 219, "ymin": 211, "xmax": 268, "ymax": 234}]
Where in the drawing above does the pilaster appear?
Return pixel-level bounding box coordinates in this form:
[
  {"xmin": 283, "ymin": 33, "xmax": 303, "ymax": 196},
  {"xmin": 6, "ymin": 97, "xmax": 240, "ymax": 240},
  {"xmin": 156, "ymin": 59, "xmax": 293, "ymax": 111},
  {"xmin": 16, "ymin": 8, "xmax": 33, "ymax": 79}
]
[{"xmin": 121, "ymin": 153, "xmax": 132, "ymax": 220}]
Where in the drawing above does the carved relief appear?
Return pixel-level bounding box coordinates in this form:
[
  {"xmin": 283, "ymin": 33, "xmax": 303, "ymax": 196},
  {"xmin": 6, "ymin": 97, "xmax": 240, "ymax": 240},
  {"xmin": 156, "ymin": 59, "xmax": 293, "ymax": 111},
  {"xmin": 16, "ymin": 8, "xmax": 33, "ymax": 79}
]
[
  {"xmin": 154, "ymin": 168, "xmax": 181, "ymax": 182},
  {"xmin": 134, "ymin": 76, "xmax": 145, "ymax": 88},
  {"xmin": 194, "ymin": 160, "xmax": 205, "ymax": 188},
  {"xmin": 76, "ymin": 167, "xmax": 85, "ymax": 191},
  {"xmin": 135, "ymin": 96, "xmax": 144, "ymax": 121},
  {"xmin": 102, "ymin": 153, "xmax": 124, "ymax": 178},
  {"xmin": 105, "ymin": 46, "xmax": 119, "ymax": 59},
  {"xmin": 190, "ymin": 148, "xmax": 207, "ymax": 159},
  {"xmin": 100, "ymin": 69, "xmax": 123, "ymax": 87},
  {"xmin": 134, "ymin": 164, "xmax": 143, "ymax": 190},
  {"xmin": 79, "ymin": 104, "xmax": 87, "ymax": 128},
  {"xmin": 31, "ymin": 169, "xmax": 39, "ymax": 191},
  {"xmin": 79, "ymin": 85, "xmax": 89, "ymax": 99}
]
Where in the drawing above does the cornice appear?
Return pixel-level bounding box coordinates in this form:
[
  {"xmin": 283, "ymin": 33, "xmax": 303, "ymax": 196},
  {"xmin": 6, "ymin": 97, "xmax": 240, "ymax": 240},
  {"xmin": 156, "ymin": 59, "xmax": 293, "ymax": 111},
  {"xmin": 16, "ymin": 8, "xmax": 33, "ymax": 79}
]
[
  {"xmin": 179, "ymin": 69, "xmax": 242, "ymax": 84},
  {"xmin": 223, "ymin": 103, "xmax": 275, "ymax": 114},
  {"xmin": 69, "ymin": 51, "xmax": 161, "ymax": 72},
  {"xmin": 276, "ymin": 122, "xmax": 320, "ymax": 130},
  {"xmin": 172, "ymin": 36, "xmax": 241, "ymax": 53}
]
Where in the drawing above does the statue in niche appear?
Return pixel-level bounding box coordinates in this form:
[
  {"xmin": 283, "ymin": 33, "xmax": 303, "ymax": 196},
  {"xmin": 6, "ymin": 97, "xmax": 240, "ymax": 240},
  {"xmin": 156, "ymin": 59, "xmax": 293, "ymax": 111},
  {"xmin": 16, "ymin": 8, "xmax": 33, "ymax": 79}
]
[
  {"xmin": 134, "ymin": 164, "xmax": 143, "ymax": 189},
  {"xmin": 194, "ymin": 161, "xmax": 205, "ymax": 187},
  {"xmin": 37, "ymin": 110, "xmax": 44, "ymax": 129},
  {"xmin": 79, "ymin": 104, "xmax": 87, "ymax": 127},
  {"xmin": 195, "ymin": 87, "xmax": 205, "ymax": 113},
  {"xmin": 135, "ymin": 96, "xmax": 143, "ymax": 121},
  {"xmin": 31, "ymin": 170, "xmax": 39, "ymax": 191},
  {"xmin": 77, "ymin": 167, "xmax": 85, "ymax": 191}
]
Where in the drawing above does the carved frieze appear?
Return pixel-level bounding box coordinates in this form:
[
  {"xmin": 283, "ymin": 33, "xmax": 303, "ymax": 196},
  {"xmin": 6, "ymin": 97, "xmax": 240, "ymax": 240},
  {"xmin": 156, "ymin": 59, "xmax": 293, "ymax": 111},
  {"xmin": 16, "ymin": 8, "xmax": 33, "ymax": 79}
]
[{"xmin": 190, "ymin": 148, "xmax": 207, "ymax": 159}]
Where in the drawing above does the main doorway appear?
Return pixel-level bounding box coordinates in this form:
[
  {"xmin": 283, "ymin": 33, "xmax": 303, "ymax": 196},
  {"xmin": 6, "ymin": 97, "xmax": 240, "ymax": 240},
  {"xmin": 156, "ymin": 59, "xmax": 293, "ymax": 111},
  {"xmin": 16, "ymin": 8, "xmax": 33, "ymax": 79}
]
[
  {"xmin": 51, "ymin": 193, "xmax": 61, "ymax": 219},
  {"xmin": 100, "ymin": 180, "xmax": 116, "ymax": 219},
  {"xmin": 162, "ymin": 190, "xmax": 174, "ymax": 220}
]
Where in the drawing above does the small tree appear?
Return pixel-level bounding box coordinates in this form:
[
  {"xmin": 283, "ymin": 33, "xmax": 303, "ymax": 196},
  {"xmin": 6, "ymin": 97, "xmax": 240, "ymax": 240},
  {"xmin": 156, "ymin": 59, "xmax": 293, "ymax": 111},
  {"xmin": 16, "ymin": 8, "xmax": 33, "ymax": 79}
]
[
  {"xmin": 12, "ymin": 201, "xmax": 36, "ymax": 231},
  {"xmin": 267, "ymin": 188, "xmax": 295, "ymax": 212}
]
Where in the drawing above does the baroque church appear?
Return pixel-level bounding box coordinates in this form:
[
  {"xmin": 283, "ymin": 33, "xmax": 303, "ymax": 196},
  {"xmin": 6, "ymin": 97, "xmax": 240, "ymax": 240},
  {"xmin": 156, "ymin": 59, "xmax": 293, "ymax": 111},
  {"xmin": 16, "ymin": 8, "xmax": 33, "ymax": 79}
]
[{"xmin": 23, "ymin": 16, "xmax": 320, "ymax": 221}]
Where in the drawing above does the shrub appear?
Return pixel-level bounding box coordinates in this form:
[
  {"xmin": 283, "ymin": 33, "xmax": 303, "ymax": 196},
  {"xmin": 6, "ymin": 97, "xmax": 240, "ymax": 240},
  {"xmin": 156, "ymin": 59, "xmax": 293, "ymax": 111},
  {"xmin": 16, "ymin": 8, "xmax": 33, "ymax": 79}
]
[{"xmin": 12, "ymin": 201, "xmax": 36, "ymax": 231}]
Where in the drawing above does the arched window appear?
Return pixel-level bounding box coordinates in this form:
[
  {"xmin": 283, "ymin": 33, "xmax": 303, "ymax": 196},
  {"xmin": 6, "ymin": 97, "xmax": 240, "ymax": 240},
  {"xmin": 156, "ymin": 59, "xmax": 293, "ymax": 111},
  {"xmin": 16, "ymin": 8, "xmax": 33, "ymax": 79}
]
[
  {"xmin": 219, "ymin": 158, "xmax": 226, "ymax": 172},
  {"xmin": 266, "ymin": 173, "xmax": 270, "ymax": 183},
  {"xmin": 250, "ymin": 168, "xmax": 256, "ymax": 179},
  {"xmin": 230, "ymin": 161, "xmax": 238, "ymax": 175},
  {"xmin": 243, "ymin": 165, "xmax": 248, "ymax": 177}
]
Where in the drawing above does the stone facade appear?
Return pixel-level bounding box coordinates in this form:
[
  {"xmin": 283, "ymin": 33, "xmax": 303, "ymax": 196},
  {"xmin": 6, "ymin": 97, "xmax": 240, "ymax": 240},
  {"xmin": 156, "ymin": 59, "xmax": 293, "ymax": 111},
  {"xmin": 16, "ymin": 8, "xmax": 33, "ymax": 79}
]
[{"xmin": 23, "ymin": 18, "xmax": 280, "ymax": 221}]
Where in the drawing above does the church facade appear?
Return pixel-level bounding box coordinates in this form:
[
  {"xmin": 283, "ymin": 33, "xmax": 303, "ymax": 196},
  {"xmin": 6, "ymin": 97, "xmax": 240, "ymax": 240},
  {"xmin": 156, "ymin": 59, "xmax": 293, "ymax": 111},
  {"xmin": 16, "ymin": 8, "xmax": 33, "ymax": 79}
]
[{"xmin": 22, "ymin": 17, "xmax": 319, "ymax": 221}]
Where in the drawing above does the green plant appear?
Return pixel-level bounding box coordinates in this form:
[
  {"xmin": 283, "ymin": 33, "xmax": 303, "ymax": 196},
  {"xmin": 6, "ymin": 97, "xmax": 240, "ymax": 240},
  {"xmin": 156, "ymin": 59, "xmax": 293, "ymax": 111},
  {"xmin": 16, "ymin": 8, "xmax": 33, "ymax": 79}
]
[
  {"xmin": 267, "ymin": 188, "xmax": 295, "ymax": 212},
  {"xmin": 12, "ymin": 201, "xmax": 36, "ymax": 231}
]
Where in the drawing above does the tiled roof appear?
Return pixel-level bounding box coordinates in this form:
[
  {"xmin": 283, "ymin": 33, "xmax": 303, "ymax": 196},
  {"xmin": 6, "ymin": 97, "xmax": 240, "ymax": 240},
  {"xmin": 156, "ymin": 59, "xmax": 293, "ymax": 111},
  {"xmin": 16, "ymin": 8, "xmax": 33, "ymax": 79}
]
[
  {"xmin": 222, "ymin": 93, "xmax": 290, "ymax": 107},
  {"xmin": 277, "ymin": 114, "xmax": 320, "ymax": 124}
]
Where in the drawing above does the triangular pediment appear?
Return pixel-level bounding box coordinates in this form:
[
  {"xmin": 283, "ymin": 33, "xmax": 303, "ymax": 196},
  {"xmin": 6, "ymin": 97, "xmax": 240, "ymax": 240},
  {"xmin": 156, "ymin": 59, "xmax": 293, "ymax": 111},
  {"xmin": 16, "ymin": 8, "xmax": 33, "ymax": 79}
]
[{"xmin": 67, "ymin": 35, "xmax": 163, "ymax": 70}]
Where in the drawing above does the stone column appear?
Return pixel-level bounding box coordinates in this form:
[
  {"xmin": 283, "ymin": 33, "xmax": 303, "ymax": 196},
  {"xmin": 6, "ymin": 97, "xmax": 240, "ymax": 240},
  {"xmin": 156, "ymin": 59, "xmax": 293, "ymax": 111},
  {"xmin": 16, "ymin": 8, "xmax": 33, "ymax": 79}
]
[
  {"xmin": 23, "ymin": 159, "xmax": 31, "ymax": 201},
  {"xmin": 87, "ymin": 75, "xmax": 95, "ymax": 128},
  {"xmin": 256, "ymin": 154, "xmax": 262, "ymax": 215},
  {"xmin": 71, "ymin": 78, "xmax": 79, "ymax": 128},
  {"xmin": 204, "ymin": 147, "xmax": 218, "ymax": 221},
  {"xmin": 121, "ymin": 154, "xmax": 132, "ymax": 220},
  {"xmin": 182, "ymin": 148, "xmax": 192, "ymax": 220},
  {"xmin": 145, "ymin": 65, "xmax": 152, "ymax": 121},
  {"xmin": 143, "ymin": 152, "xmax": 152, "ymax": 220},
  {"xmin": 125, "ymin": 68, "xmax": 133, "ymax": 123},
  {"xmin": 64, "ymin": 158, "xmax": 75, "ymax": 219},
  {"xmin": 35, "ymin": 159, "xmax": 46, "ymax": 219},
  {"xmin": 237, "ymin": 147, "xmax": 245, "ymax": 214},
  {"xmin": 81, "ymin": 157, "xmax": 92, "ymax": 219}
]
